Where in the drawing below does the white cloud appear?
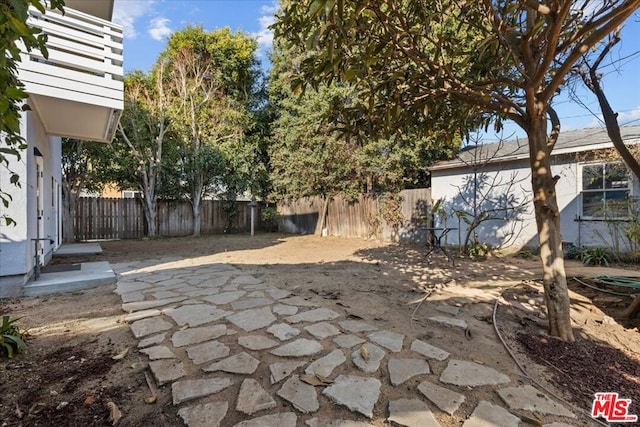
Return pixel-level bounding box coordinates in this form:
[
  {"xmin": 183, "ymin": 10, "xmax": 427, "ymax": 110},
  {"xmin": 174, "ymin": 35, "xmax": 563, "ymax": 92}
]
[
  {"xmin": 113, "ymin": 0, "xmax": 155, "ymax": 39},
  {"xmin": 251, "ymin": 1, "xmax": 278, "ymax": 52},
  {"xmin": 587, "ymin": 106, "xmax": 640, "ymax": 127},
  {"xmin": 148, "ymin": 17, "xmax": 172, "ymax": 41}
]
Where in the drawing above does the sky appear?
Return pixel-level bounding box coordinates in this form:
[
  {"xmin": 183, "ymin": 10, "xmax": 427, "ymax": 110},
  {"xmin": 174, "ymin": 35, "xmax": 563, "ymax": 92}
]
[{"xmin": 112, "ymin": 1, "xmax": 640, "ymax": 142}]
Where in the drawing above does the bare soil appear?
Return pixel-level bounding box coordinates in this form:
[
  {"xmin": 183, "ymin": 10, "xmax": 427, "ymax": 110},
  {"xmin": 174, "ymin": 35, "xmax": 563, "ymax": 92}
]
[{"xmin": 1, "ymin": 233, "xmax": 639, "ymax": 426}]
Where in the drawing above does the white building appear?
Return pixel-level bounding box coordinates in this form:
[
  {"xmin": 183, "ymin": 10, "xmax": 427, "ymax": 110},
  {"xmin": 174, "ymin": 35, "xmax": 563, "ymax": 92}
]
[
  {"xmin": 429, "ymin": 126, "xmax": 640, "ymax": 253},
  {"xmin": 0, "ymin": 0, "xmax": 123, "ymax": 297}
]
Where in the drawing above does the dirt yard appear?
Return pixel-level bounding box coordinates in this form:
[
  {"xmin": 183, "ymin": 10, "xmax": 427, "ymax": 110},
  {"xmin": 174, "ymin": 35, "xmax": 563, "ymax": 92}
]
[{"xmin": 1, "ymin": 233, "xmax": 639, "ymax": 426}]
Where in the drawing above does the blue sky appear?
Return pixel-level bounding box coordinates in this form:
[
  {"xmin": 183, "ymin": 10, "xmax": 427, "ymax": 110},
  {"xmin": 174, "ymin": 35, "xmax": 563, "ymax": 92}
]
[{"xmin": 112, "ymin": 1, "xmax": 640, "ymax": 141}]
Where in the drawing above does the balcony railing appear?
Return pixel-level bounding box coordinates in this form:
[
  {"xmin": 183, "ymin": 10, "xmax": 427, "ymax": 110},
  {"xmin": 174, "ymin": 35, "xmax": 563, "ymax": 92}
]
[{"xmin": 17, "ymin": 6, "xmax": 124, "ymax": 142}]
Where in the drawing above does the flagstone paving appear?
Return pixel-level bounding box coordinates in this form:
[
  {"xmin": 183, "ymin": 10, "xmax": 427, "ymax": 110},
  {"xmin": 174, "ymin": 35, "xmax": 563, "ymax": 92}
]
[{"xmin": 113, "ymin": 260, "xmax": 582, "ymax": 426}]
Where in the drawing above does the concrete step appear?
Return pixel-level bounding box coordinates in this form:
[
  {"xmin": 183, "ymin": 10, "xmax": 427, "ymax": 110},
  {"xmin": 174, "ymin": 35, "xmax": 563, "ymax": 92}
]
[{"xmin": 23, "ymin": 261, "xmax": 116, "ymax": 297}]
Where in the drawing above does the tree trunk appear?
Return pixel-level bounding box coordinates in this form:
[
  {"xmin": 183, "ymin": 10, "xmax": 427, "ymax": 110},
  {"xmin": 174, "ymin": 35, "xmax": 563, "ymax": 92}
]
[
  {"xmin": 528, "ymin": 120, "xmax": 574, "ymax": 341},
  {"xmin": 315, "ymin": 195, "xmax": 329, "ymax": 236},
  {"xmin": 623, "ymin": 295, "xmax": 640, "ymax": 319},
  {"xmin": 143, "ymin": 194, "xmax": 157, "ymax": 237},
  {"xmin": 193, "ymin": 197, "xmax": 202, "ymax": 236}
]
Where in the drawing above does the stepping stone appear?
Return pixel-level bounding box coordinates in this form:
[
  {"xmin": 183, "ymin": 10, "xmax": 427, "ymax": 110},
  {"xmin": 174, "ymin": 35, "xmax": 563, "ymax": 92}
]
[
  {"xmin": 247, "ymin": 291, "xmax": 266, "ymax": 298},
  {"xmin": 269, "ymin": 361, "xmax": 306, "ymax": 384},
  {"xmin": 116, "ymin": 281, "xmax": 152, "ymax": 295},
  {"xmin": 186, "ymin": 340, "xmax": 230, "ymax": 365},
  {"xmin": 440, "ymin": 360, "xmax": 510, "ymax": 387},
  {"xmin": 164, "ymin": 305, "xmax": 232, "ymax": 327},
  {"xmin": 124, "ymin": 309, "xmax": 162, "ymax": 322},
  {"xmin": 203, "ymin": 291, "xmax": 246, "ymax": 305},
  {"xmin": 285, "ymin": 308, "xmax": 341, "ymax": 324},
  {"xmin": 410, "ymin": 339, "xmax": 449, "ymax": 361},
  {"xmin": 417, "ymin": 380, "xmax": 465, "ymax": 415},
  {"xmin": 171, "ymin": 324, "xmax": 227, "ymax": 347},
  {"xmin": 388, "ymin": 359, "xmax": 430, "ymax": 386},
  {"xmin": 121, "ymin": 291, "xmax": 144, "ymax": 303},
  {"xmin": 323, "ymin": 375, "xmax": 381, "ymax": 418},
  {"xmin": 305, "ymin": 420, "xmax": 373, "ymax": 427},
  {"xmin": 270, "ymin": 338, "xmax": 324, "ymax": 357},
  {"xmin": 427, "ymin": 316, "xmax": 468, "ymax": 329},
  {"xmin": 152, "ymin": 290, "xmax": 180, "ymax": 299},
  {"xmin": 237, "ymin": 379, "xmax": 277, "ymax": 415},
  {"xmin": 277, "ymin": 375, "xmax": 320, "ymax": 414},
  {"xmin": 279, "ymin": 296, "xmax": 317, "ymax": 307},
  {"xmin": 172, "ymin": 378, "xmax": 233, "ymax": 404},
  {"xmin": 233, "ymin": 412, "xmax": 297, "ymax": 427},
  {"xmin": 243, "ymin": 284, "xmax": 270, "ymax": 291},
  {"xmin": 462, "ymin": 401, "xmax": 520, "ymax": 427},
  {"xmin": 351, "ymin": 343, "xmax": 385, "ymax": 373},
  {"xmin": 305, "ymin": 322, "xmax": 341, "ymax": 339},
  {"xmin": 144, "ymin": 274, "xmax": 174, "ymax": 284},
  {"xmin": 333, "ymin": 334, "xmax": 365, "ymax": 349},
  {"xmin": 149, "ymin": 360, "xmax": 185, "ymax": 385},
  {"xmin": 178, "ymin": 402, "xmax": 228, "ymax": 427},
  {"xmin": 231, "ymin": 297, "xmax": 272, "ymax": 311},
  {"xmin": 388, "ymin": 399, "xmax": 440, "ymax": 427},
  {"xmin": 184, "ymin": 289, "xmax": 218, "ymax": 298},
  {"xmin": 238, "ymin": 335, "xmax": 280, "ymax": 350},
  {"xmin": 497, "ymin": 385, "xmax": 575, "ymax": 418},
  {"xmin": 203, "ymin": 352, "xmax": 260, "ymax": 374},
  {"xmin": 122, "ymin": 296, "xmax": 188, "ymax": 313},
  {"xmin": 435, "ymin": 305, "xmax": 461, "ymax": 316},
  {"xmin": 267, "ymin": 288, "xmax": 291, "ymax": 300},
  {"xmin": 226, "ymin": 306, "xmax": 277, "ymax": 332},
  {"xmin": 138, "ymin": 333, "xmax": 166, "ymax": 348},
  {"xmin": 273, "ymin": 304, "xmax": 299, "ymax": 316},
  {"xmin": 338, "ymin": 320, "xmax": 378, "ymax": 333},
  {"xmin": 367, "ymin": 330, "xmax": 404, "ymax": 352},
  {"xmin": 267, "ymin": 323, "xmax": 301, "ymax": 341},
  {"xmin": 140, "ymin": 345, "xmax": 175, "ymax": 360},
  {"xmin": 130, "ymin": 317, "xmax": 173, "ymax": 338},
  {"xmin": 231, "ymin": 275, "xmax": 263, "ymax": 285},
  {"xmin": 305, "ymin": 349, "xmax": 346, "ymax": 377}
]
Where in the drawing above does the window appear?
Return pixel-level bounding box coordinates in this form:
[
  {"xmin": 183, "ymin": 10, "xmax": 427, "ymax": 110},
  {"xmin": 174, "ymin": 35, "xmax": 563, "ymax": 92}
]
[{"xmin": 581, "ymin": 162, "xmax": 630, "ymax": 218}]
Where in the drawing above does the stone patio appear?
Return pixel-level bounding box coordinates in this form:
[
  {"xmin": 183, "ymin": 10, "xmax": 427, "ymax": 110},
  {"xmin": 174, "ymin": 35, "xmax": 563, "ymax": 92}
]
[{"xmin": 113, "ymin": 259, "xmax": 581, "ymax": 426}]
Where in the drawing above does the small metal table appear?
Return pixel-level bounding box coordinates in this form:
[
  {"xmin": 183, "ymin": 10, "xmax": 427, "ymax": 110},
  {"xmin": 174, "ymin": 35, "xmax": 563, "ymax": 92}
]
[{"xmin": 423, "ymin": 227, "xmax": 457, "ymax": 266}]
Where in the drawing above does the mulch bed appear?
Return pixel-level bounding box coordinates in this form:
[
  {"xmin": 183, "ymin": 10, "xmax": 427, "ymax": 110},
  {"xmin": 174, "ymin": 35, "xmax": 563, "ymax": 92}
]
[{"xmin": 516, "ymin": 333, "xmax": 640, "ymax": 418}]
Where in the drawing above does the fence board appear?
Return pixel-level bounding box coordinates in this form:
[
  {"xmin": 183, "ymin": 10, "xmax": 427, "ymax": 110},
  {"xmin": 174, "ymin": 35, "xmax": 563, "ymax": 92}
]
[
  {"xmin": 277, "ymin": 189, "xmax": 432, "ymax": 243},
  {"xmin": 71, "ymin": 198, "xmax": 266, "ymax": 241}
]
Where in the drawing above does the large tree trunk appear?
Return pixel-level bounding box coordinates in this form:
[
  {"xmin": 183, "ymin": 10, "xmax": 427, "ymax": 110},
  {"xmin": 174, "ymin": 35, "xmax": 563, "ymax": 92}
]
[
  {"xmin": 143, "ymin": 193, "xmax": 158, "ymax": 237},
  {"xmin": 61, "ymin": 184, "xmax": 77, "ymax": 243},
  {"xmin": 192, "ymin": 197, "xmax": 202, "ymax": 236},
  {"xmin": 528, "ymin": 118, "xmax": 574, "ymax": 341}
]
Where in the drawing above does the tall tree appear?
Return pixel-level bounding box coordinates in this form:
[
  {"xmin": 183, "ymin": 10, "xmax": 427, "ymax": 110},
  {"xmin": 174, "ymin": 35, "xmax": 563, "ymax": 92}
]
[
  {"xmin": 61, "ymin": 139, "xmax": 111, "ymax": 242},
  {"xmin": 160, "ymin": 27, "xmax": 259, "ymax": 236},
  {"xmin": 275, "ymin": 0, "xmax": 640, "ymax": 341},
  {"xmin": 1, "ymin": 0, "xmax": 64, "ymax": 225},
  {"xmin": 112, "ymin": 70, "xmax": 170, "ymax": 237}
]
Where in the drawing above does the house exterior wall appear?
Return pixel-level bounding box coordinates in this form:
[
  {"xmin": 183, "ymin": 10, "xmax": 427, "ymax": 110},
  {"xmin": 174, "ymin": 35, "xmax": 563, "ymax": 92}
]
[
  {"xmin": 0, "ymin": 110, "xmax": 61, "ymax": 295},
  {"xmin": 430, "ymin": 153, "xmax": 636, "ymax": 252}
]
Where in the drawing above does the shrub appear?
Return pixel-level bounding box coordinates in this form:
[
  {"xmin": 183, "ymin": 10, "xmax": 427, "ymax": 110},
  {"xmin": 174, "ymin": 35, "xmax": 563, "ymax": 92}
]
[
  {"xmin": 580, "ymin": 247, "xmax": 612, "ymax": 266},
  {"xmin": 0, "ymin": 315, "xmax": 28, "ymax": 358}
]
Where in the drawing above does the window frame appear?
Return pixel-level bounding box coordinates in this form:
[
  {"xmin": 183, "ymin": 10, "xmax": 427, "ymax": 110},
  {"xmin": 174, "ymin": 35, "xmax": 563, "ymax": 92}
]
[{"xmin": 579, "ymin": 161, "xmax": 632, "ymax": 220}]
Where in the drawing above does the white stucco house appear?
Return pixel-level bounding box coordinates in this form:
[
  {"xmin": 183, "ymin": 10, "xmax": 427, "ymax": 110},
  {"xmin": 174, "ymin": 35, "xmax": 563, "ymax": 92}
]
[
  {"xmin": 429, "ymin": 126, "xmax": 640, "ymax": 253},
  {"xmin": 0, "ymin": 1, "xmax": 123, "ymax": 297}
]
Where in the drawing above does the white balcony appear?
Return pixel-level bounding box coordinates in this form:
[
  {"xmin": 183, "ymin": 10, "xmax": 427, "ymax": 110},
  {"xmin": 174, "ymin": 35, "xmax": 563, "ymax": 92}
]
[{"xmin": 18, "ymin": 6, "xmax": 123, "ymax": 143}]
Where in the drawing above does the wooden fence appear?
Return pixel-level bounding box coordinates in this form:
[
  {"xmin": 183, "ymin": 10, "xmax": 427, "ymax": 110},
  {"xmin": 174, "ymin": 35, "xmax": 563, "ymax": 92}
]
[
  {"xmin": 72, "ymin": 197, "xmax": 266, "ymax": 241},
  {"xmin": 277, "ymin": 188, "xmax": 432, "ymax": 243}
]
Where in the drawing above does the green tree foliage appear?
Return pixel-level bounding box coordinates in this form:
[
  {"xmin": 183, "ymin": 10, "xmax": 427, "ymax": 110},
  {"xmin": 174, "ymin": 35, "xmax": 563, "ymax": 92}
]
[
  {"xmin": 0, "ymin": 0, "xmax": 64, "ymax": 225},
  {"xmin": 274, "ymin": 0, "xmax": 640, "ymax": 341},
  {"xmin": 268, "ymin": 38, "xmax": 461, "ymax": 202},
  {"xmin": 110, "ymin": 70, "xmax": 171, "ymax": 237},
  {"xmin": 61, "ymin": 138, "xmax": 112, "ymax": 242},
  {"xmin": 160, "ymin": 27, "xmax": 262, "ymax": 235}
]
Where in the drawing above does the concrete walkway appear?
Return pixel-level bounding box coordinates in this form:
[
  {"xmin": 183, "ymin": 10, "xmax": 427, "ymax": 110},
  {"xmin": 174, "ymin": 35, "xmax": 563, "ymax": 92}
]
[{"xmin": 113, "ymin": 258, "xmax": 582, "ymax": 426}]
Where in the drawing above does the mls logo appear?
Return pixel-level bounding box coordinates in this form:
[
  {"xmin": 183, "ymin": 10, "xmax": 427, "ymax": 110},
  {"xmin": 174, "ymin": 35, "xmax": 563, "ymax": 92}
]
[{"xmin": 591, "ymin": 392, "xmax": 638, "ymax": 423}]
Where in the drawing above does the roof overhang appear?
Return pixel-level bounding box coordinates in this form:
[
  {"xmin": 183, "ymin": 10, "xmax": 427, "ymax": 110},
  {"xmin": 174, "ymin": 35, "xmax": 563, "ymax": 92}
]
[{"xmin": 64, "ymin": 0, "xmax": 114, "ymax": 20}]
